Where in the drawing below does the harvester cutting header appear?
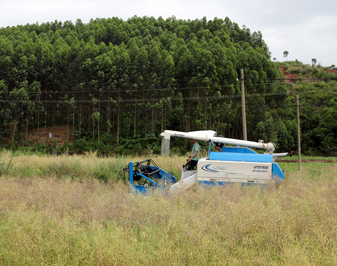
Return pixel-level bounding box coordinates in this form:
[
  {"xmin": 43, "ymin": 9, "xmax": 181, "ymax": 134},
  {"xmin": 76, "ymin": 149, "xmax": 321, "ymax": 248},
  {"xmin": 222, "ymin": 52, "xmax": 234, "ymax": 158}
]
[{"xmin": 124, "ymin": 130, "xmax": 286, "ymax": 194}]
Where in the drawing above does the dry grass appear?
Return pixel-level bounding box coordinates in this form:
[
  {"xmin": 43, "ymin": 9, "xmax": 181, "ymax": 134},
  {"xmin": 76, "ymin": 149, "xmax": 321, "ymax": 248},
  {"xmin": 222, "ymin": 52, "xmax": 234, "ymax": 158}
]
[
  {"xmin": 0, "ymin": 152, "xmax": 129, "ymax": 182},
  {"xmin": 1, "ymin": 153, "xmax": 337, "ymax": 265},
  {"xmin": 0, "ymin": 152, "xmax": 188, "ymax": 180}
]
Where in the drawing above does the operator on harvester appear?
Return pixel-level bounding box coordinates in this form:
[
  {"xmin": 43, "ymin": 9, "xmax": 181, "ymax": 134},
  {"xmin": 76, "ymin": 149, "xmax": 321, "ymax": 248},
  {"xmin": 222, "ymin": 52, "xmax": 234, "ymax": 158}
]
[
  {"xmin": 185, "ymin": 139, "xmax": 200, "ymax": 170},
  {"xmin": 184, "ymin": 135, "xmax": 225, "ymax": 170}
]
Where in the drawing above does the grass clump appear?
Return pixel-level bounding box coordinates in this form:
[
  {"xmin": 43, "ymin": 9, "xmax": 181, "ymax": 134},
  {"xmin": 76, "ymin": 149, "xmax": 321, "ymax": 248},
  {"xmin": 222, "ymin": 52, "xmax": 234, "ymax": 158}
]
[{"xmin": 0, "ymin": 154, "xmax": 13, "ymax": 176}]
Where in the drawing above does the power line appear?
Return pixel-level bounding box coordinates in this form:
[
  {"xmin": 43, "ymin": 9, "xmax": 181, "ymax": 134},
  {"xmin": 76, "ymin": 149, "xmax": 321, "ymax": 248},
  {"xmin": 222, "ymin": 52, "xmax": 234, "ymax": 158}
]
[
  {"xmin": 2, "ymin": 78, "xmax": 336, "ymax": 96},
  {"xmin": 3, "ymin": 86, "xmax": 337, "ymax": 104},
  {"xmin": 4, "ymin": 100, "xmax": 337, "ymax": 115},
  {"xmin": 1, "ymin": 73, "xmax": 336, "ymax": 96},
  {"xmin": 0, "ymin": 91, "xmax": 290, "ymax": 104}
]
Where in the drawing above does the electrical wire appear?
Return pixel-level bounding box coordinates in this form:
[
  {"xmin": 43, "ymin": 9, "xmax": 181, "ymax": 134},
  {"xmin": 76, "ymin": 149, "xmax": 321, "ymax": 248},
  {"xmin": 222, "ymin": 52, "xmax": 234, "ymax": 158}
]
[{"xmin": 3, "ymin": 86, "xmax": 337, "ymax": 104}]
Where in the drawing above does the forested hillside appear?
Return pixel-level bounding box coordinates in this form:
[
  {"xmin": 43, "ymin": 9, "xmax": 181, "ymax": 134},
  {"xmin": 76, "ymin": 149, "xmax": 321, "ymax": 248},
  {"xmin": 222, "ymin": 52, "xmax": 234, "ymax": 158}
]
[{"xmin": 0, "ymin": 16, "xmax": 336, "ymax": 155}]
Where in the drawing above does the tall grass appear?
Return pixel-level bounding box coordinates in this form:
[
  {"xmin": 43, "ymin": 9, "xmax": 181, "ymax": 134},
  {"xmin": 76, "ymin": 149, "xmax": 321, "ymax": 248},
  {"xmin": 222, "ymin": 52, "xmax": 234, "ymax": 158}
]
[
  {"xmin": 0, "ymin": 151, "xmax": 187, "ymax": 182},
  {"xmin": 0, "ymin": 151, "xmax": 128, "ymax": 182},
  {"xmin": 0, "ymin": 153, "xmax": 337, "ymax": 265}
]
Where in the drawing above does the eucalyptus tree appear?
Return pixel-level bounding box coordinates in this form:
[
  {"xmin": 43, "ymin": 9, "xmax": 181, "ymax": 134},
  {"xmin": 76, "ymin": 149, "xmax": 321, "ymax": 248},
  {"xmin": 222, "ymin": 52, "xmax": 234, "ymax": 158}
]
[
  {"xmin": 0, "ymin": 80, "xmax": 39, "ymax": 142},
  {"xmin": 92, "ymin": 50, "xmax": 114, "ymax": 140},
  {"xmin": 283, "ymin": 51, "xmax": 289, "ymax": 61},
  {"xmin": 127, "ymin": 39, "xmax": 148, "ymax": 136},
  {"xmin": 113, "ymin": 45, "xmax": 131, "ymax": 144}
]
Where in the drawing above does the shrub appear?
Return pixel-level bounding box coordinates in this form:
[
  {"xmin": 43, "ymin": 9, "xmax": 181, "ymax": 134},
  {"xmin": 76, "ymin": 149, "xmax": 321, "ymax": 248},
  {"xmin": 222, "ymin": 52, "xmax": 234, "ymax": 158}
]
[
  {"xmin": 297, "ymin": 73, "xmax": 303, "ymax": 82},
  {"xmin": 170, "ymin": 147, "xmax": 183, "ymax": 156},
  {"xmin": 115, "ymin": 145, "xmax": 130, "ymax": 156},
  {"xmin": 290, "ymin": 68, "xmax": 300, "ymax": 74},
  {"xmin": 32, "ymin": 142, "xmax": 48, "ymax": 154},
  {"xmin": 132, "ymin": 143, "xmax": 143, "ymax": 155}
]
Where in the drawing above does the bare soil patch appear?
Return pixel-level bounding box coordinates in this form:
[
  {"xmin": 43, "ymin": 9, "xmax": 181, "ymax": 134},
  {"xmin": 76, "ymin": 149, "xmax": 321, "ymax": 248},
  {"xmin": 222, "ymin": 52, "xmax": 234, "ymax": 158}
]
[
  {"xmin": 279, "ymin": 67, "xmax": 298, "ymax": 83},
  {"xmin": 27, "ymin": 125, "xmax": 75, "ymax": 147},
  {"xmin": 327, "ymin": 69, "xmax": 337, "ymax": 73}
]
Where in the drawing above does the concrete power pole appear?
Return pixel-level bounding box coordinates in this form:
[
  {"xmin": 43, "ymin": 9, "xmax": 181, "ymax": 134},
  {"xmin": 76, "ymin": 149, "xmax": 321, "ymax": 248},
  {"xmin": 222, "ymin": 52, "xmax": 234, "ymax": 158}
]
[
  {"xmin": 241, "ymin": 69, "xmax": 247, "ymax": 140},
  {"xmin": 297, "ymin": 95, "xmax": 302, "ymax": 172}
]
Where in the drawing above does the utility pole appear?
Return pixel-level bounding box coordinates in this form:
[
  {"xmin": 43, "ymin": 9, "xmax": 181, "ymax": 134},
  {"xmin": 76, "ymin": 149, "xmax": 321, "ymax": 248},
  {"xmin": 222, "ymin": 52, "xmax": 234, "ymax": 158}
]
[
  {"xmin": 297, "ymin": 95, "xmax": 302, "ymax": 172},
  {"xmin": 241, "ymin": 69, "xmax": 247, "ymax": 140}
]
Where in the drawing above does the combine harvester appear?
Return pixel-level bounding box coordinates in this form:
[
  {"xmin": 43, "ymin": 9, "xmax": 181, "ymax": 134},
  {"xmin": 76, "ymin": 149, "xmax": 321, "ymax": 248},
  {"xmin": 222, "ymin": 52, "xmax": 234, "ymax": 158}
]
[{"xmin": 124, "ymin": 130, "xmax": 286, "ymax": 194}]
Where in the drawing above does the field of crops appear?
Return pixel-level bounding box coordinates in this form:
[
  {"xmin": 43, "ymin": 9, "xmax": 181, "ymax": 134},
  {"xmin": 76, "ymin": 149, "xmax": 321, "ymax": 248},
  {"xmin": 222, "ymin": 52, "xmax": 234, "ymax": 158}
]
[{"xmin": 0, "ymin": 152, "xmax": 337, "ymax": 265}]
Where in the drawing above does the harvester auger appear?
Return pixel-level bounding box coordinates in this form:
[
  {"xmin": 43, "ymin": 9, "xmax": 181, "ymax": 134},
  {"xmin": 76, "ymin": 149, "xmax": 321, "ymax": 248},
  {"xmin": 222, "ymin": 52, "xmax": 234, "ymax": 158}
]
[{"xmin": 124, "ymin": 130, "xmax": 286, "ymax": 194}]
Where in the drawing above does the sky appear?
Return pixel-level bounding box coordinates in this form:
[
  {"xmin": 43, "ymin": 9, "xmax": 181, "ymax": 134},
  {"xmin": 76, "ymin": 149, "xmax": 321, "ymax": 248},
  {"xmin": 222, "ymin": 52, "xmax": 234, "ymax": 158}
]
[{"xmin": 1, "ymin": 0, "xmax": 336, "ymax": 67}]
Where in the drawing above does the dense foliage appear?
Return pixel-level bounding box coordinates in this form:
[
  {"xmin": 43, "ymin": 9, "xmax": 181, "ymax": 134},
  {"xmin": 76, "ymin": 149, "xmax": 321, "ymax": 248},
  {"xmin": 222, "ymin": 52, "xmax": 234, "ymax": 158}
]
[{"xmin": 0, "ymin": 16, "xmax": 336, "ymax": 155}]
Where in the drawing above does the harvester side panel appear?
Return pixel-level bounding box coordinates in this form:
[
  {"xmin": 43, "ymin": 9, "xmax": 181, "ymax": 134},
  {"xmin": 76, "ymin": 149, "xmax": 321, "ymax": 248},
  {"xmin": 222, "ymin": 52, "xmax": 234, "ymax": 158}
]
[
  {"xmin": 209, "ymin": 152, "xmax": 273, "ymax": 163},
  {"xmin": 197, "ymin": 158, "xmax": 272, "ymax": 184}
]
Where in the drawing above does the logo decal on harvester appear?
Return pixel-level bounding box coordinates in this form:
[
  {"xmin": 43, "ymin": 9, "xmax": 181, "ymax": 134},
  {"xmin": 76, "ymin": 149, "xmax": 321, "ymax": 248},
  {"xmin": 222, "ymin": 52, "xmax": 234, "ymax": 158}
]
[
  {"xmin": 213, "ymin": 165, "xmax": 227, "ymax": 170},
  {"xmin": 201, "ymin": 164, "xmax": 237, "ymax": 175},
  {"xmin": 253, "ymin": 166, "xmax": 268, "ymax": 172}
]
